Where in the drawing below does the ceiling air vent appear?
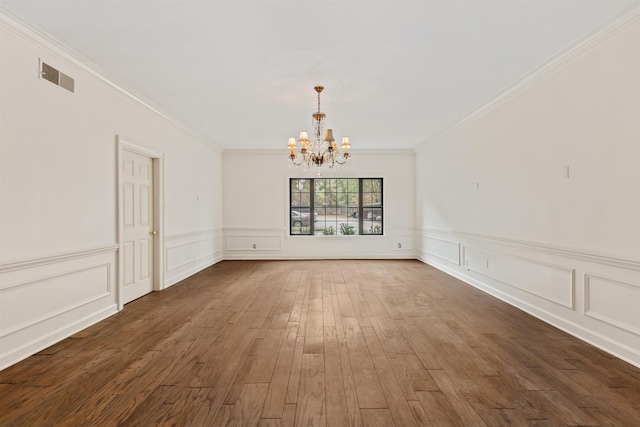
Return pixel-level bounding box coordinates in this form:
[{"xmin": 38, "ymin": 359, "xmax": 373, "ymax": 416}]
[{"xmin": 40, "ymin": 60, "xmax": 75, "ymax": 93}]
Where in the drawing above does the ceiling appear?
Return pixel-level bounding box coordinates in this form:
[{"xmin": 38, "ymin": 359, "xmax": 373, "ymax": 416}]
[{"xmin": 1, "ymin": 0, "xmax": 636, "ymax": 151}]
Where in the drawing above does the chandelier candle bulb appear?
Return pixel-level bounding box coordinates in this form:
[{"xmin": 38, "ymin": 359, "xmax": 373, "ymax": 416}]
[
  {"xmin": 341, "ymin": 136, "xmax": 351, "ymax": 155},
  {"xmin": 287, "ymin": 85, "xmax": 352, "ymax": 168},
  {"xmin": 299, "ymin": 130, "xmax": 309, "ymax": 143}
]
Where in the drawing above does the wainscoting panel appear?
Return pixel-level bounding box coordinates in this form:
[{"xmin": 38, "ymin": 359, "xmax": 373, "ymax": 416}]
[
  {"xmin": 420, "ymin": 234, "xmax": 460, "ymax": 265},
  {"xmin": 164, "ymin": 229, "xmax": 223, "ymax": 288},
  {"xmin": 223, "ymin": 226, "xmax": 417, "ymax": 260},
  {"xmin": 1, "ymin": 264, "xmax": 111, "ymax": 334},
  {"xmin": 0, "ymin": 245, "xmax": 118, "ymax": 370},
  {"xmin": 226, "ymin": 234, "xmax": 282, "ymax": 251},
  {"xmin": 463, "ymin": 246, "xmax": 575, "ymax": 309},
  {"xmin": 585, "ymin": 274, "xmax": 640, "ymax": 336},
  {"xmin": 419, "ymin": 229, "xmax": 640, "ymax": 368}
]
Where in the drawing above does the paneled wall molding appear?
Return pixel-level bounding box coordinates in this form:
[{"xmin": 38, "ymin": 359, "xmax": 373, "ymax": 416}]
[
  {"xmin": 0, "ymin": 11, "xmax": 221, "ymax": 153},
  {"xmin": 421, "ymin": 228, "xmax": 640, "ymax": 271},
  {"xmin": 420, "ymin": 234, "xmax": 461, "ymax": 265},
  {"xmin": 418, "ymin": 254, "xmax": 640, "ymax": 368},
  {"xmin": 584, "ymin": 273, "xmax": 640, "ymax": 336},
  {"xmin": 0, "ymin": 249, "xmax": 117, "ymax": 370},
  {"xmin": 414, "ymin": 5, "xmax": 640, "ymax": 154},
  {"xmin": 166, "ymin": 254, "xmax": 216, "ymax": 274},
  {"xmin": 420, "ymin": 230, "xmax": 640, "ymax": 367},
  {"xmin": 226, "ymin": 234, "xmax": 283, "ymax": 251},
  {"xmin": 0, "ymin": 244, "xmax": 118, "ymax": 273},
  {"xmin": 0, "ymin": 264, "xmax": 112, "ymax": 337},
  {"xmin": 223, "ymin": 226, "xmax": 417, "ymax": 259},
  {"xmin": 461, "ymin": 244, "xmax": 576, "ymax": 309},
  {"xmin": 164, "ymin": 228, "xmax": 222, "ymax": 288},
  {"xmin": 0, "ymin": 304, "xmax": 118, "ymax": 371}
]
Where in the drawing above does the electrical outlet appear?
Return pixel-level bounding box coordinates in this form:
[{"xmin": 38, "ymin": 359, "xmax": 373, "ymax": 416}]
[
  {"xmin": 398, "ymin": 243, "xmax": 402, "ymax": 249},
  {"xmin": 252, "ymin": 244, "xmax": 257, "ymax": 250}
]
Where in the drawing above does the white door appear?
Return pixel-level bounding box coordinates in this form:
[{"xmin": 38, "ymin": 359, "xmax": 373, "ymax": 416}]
[{"xmin": 122, "ymin": 150, "xmax": 154, "ymax": 304}]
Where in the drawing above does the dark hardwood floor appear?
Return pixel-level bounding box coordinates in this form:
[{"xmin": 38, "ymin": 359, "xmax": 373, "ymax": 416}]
[{"xmin": 1, "ymin": 260, "xmax": 639, "ymax": 426}]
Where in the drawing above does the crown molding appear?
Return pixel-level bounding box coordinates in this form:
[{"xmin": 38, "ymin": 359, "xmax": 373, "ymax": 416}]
[
  {"xmin": 415, "ymin": 3, "xmax": 640, "ymax": 154},
  {"xmin": 0, "ymin": 8, "xmax": 223, "ymax": 154}
]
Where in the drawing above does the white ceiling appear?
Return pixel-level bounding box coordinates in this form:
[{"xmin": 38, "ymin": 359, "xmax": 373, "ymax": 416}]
[{"xmin": 1, "ymin": 0, "xmax": 636, "ymax": 150}]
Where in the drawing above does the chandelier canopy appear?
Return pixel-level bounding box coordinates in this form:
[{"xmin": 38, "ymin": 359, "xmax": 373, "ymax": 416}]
[{"xmin": 287, "ymin": 85, "xmax": 351, "ymax": 168}]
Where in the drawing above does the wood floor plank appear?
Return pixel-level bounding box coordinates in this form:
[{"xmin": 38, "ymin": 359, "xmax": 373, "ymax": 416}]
[
  {"xmin": 335, "ymin": 283, "xmax": 357, "ymax": 318},
  {"xmin": 295, "ymin": 353, "xmax": 326, "ymax": 426},
  {"xmin": 330, "ymin": 289, "xmax": 347, "ymax": 343},
  {"xmin": 360, "ymin": 408, "xmax": 395, "ymax": 427},
  {"xmin": 210, "ymin": 404, "xmax": 234, "ymax": 427},
  {"xmin": 416, "ymin": 390, "xmax": 466, "ymax": 427},
  {"xmin": 338, "ymin": 341, "xmax": 364, "ymax": 427},
  {"xmin": 225, "ymin": 383, "xmax": 269, "ymax": 427},
  {"xmin": 261, "ymin": 326, "xmax": 297, "ymax": 418},
  {"xmin": 428, "ymin": 369, "xmax": 489, "ymax": 426},
  {"xmin": 281, "ymin": 403, "xmax": 297, "ymax": 427},
  {"xmin": 394, "ymin": 318, "xmax": 442, "ymax": 370},
  {"xmin": 284, "ymin": 336, "xmax": 305, "ymax": 405},
  {"xmin": 303, "ymin": 307, "xmax": 324, "ymax": 354},
  {"xmin": 322, "ymin": 285, "xmax": 336, "ymax": 328},
  {"xmin": 224, "ymin": 355, "xmax": 257, "ymax": 405},
  {"xmin": 407, "ymin": 399, "xmax": 433, "ymax": 426},
  {"xmin": 257, "ymin": 419, "xmax": 281, "ymax": 427},
  {"xmin": 361, "ymin": 326, "xmax": 418, "ymax": 426},
  {"xmin": 245, "ymin": 329, "xmax": 286, "ymax": 383},
  {"xmin": 342, "ymin": 318, "xmax": 388, "ymax": 409},
  {"xmin": 1, "ymin": 260, "xmax": 639, "ymax": 426},
  {"xmin": 324, "ymin": 333, "xmax": 349, "ymax": 426}
]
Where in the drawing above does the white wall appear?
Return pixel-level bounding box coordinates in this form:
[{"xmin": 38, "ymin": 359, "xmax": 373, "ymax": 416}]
[
  {"xmin": 416, "ymin": 14, "xmax": 640, "ymax": 367},
  {"xmin": 0, "ymin": 16, "xmax": 223, "ymax": 369},
  {"xmin": 223, "ymin": 150, "xmax": 416, "ymax": 259}
]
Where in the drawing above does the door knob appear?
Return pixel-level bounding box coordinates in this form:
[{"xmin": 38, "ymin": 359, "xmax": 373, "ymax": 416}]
[{"xmin": 150, "ymin": 230, "xmax": 157, "ymax": 235}]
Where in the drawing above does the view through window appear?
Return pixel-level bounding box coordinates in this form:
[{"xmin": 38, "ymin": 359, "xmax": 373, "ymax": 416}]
[{"xmin": 290, "ymin": 178, "xmax": 383, "ymax": 236}]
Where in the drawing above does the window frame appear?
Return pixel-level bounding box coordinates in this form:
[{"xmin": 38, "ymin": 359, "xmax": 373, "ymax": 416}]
[{"xmin": 288, "ymin": 177, "xmax": 384, "ymax": 236}]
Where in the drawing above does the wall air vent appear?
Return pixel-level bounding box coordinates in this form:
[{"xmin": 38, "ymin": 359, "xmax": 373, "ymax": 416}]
[{"xmin": 40, "ymin": 60, "xmax": 75, "ymax": 93}]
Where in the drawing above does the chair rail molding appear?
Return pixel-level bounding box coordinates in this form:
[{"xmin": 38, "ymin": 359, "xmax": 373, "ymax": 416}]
[{"xmin": 0, "ymin": 244, "xmax": 118, "ymax": 273}]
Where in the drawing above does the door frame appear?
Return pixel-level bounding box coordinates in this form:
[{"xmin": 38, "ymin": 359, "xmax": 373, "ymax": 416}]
[{"xmin": 117, "ymin": 136, "xmax": 165, "ymax": 310}]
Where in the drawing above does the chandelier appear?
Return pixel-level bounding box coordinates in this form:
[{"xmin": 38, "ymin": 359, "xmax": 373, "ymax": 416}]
[{"xmin": 287, "ymin": 85, "xmax": 351, "ymax": 168}]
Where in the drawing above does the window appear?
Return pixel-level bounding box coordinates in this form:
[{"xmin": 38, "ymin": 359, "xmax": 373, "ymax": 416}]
[{"xmin": 290, "ymin": 178, "xmax": 383, "ymax": 235}]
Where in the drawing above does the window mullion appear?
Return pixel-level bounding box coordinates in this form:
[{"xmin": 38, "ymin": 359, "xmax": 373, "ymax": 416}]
[
  {"xmin": 358, "ymin": 178, "xmax": 363, "ymax": 235},
  {"xmin": 310, "ymin": 178, "xmax": 315, "ymax": 235}
]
